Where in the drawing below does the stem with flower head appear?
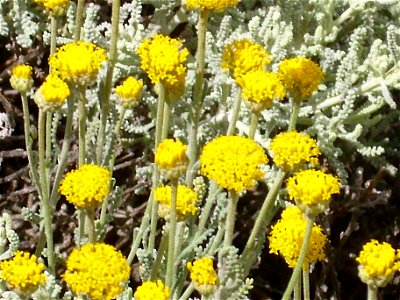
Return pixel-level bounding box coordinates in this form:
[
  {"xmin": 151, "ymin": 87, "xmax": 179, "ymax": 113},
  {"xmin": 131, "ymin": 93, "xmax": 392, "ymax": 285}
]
[
  {"xmin": 248, "ymin": 112, "xmax": 259, "ymax": 140},
  {"xmin": 227, "ymin": 87, "xmax": 242, "ymax": 135},
  {"xmin": 166, "ymin": 178, "xmax": 178, "ymax": 289},
  {"xmin": 367, "ymin": 285, "xmax": 378, "ymax": 300},
  {"xmin": 96, "ymin": 0, "xmax": 119, "ymax": 165},
  {"xmin": 282, "ymin": 216, "xmax": 314, "ymax": 300},
  {"xmin": 303, "ymin": 264, "xmax": 310, "ymax": 300},
  {"xmin": 185, "ymin": 10, "xmax": 209, "ymax": 187},
  {"xmin": 74, "ymin": 0, "xmax": 85, "ymax": 41}
]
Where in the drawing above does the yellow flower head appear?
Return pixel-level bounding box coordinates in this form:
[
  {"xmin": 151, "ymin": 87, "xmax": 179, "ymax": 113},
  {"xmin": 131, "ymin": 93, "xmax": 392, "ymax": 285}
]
[
  {"xmin": 356, "ymin": 239, "xmax": 400, "ymax": 288},
  {"xmin": 237, "ymin": 70, "xmax": 285, "ymax": 112},
  {"xmin": 0, "ymin": 251, "xmax": 46, "ymax": 294},
  {"xmin": 34, "ymin": 74, "xmax": 70, "ymax": 111},
  {"xmin": 155, "ymin": 71, "xmax": 186, "ymax": 102},
  {"xmin": 185, "ymin": 0, "xmax": 240, "ymax": 11},
  {"xmin": 200, "ymin": 136, "xmax": 267, "ymax": 192},
  {"xmin": 116, "ymin": 76, "xmax": 143, "ymax": 108},
  {"xmin": 278, "ymin": 57, "xmax": 324, "ymax": 101},
  {"xmin": 34, "ymin": 0, "xmax": 70, "ymax": 16},
  {"xmin": 10, "ymin": 64, "xmax": 33, "ymax": 92},
  {"xmin": 134, "ymin": 280, "xmax": 170, "ymax": 300},
  {"xmin": 221, "ymin": 39, "xmax": 271, "ymax": 79},
  {"xmin": 155, "ymin": 139, "xmax": 188, "ymax": 179},
  {"xmin": 286, "ymin": 169, "xmax": 340, "ymax": 216},
  {"xmin": 59, "ymin": 164, "xmax": 111, "ymax": 208},
  {"xmin": 49, "ymin": 41, "xmax": 107, "ymax": 86},
  {"xmin": 269, "ymin": 206, "xmax": 327, "ymax": 269},
  {"xmin": 269, "ymin": 131, "xmax": 320, "ymax": 172},
  {"xmin": 137, "ymin": 34, "xmax": 189, "ymax": 86},
  {"xmin": 187, "ymin": 257, "xmax": 218, "ymax": 296},
  {"xmin": 155, "ymin": 185, "xmax": 198, "ymax": 220},
  {"xmin": 63, "ymin": 243, "xmax": 130, "ymax": 300}
]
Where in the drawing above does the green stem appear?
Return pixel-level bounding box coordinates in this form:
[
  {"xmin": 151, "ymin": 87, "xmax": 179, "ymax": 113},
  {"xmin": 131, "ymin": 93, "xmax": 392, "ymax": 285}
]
[
  {"xmin": 185, "ymin": 10, "xmax": 209, "ymax": 188},
  {"xmin": 294, "ymin": 274, "xmax": 301, "ymax": 300},
  {"xmin": 78, "ymin": 86, "xmax": 87, "ymax": 166},
  {"xmin": 150, "ymin": 232, "xmax": 168, "ymax": 280},
  {"xmin": 96, "ymin": 0, "xmax": 120, "ymax": 165},
  {"xmin": 282, "ymin": 216, "xmax": 314, "ymax": 300},
  {"xmin": 196, "ymin": 182, "xmax": 220, "ymax": 237},
  {"xmin": 74, "ymin": 0, "xmax": 86, "ymax": 41},
  {"xmin": 166, "ymin": 178, "xmax": 178, "ymax": 289},
  {"xmin": 288, "ymin": 99, "xmax": 301, "ymax": 131},
  {"xmin": 224, "ymin": 190, "xmax": 239, "ymax": 248},
  {"xmin": 161, "ymin": 100, "xmax": 171, "ymax": 140},
  {"xmin": 367, "ymin": 285, "xmax": 378, "ymax": 300},
  {"xmin": 179, "ymin": 283, "xmax": 195, "ymax": 300},
  {"xmin": 78, "ymin": 209, "xmax": 85, "ymax": 247},
  {"xmin": 85, "ymin": 207, "xmax": 96, "ymax": 243},
  {"xmin": 248, "ymin": 112, "xmax": 259, "ymax": 140},
  {"xmin": 303, "ymin": 265, "xmax": 310, "ymax": 300},
  {"xmin": 45, "ymin": 111, "xmax": 52, "ymax": 193},
  {"xmin": 49, "ymin": 15, "xmax": 58, "ymax": 56},
  {"xmin": 226, "ymin": 87, "xmax": 242, "ymax": 135}
]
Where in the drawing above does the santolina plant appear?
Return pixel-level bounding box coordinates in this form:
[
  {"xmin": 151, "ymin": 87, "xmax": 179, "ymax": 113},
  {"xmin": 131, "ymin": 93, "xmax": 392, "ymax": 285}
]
[{"xmin": 1, "ymin": 1, "xmax": 399, "ymax": 299}]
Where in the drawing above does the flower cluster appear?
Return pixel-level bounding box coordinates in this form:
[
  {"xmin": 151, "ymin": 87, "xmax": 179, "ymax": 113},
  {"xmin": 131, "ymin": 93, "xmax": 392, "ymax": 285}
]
[
  {"xmin": 49, "ymin": 41, "xmax": 107, "ymax": 86},
  {"xmin": 155, "ymin": 185, "xmax": 198, "ymax": 220},
  {"xmin": 34, "ymin": 0, "xmax": 70, "ymax": 16},
  {"xmin": 63, "ymin": 243, "xmax": 130, "ymax": 300},
  {"xmin": 187, "ymin": 257, "xmax": 218, "ymax": 296},
  {"xmin": 137, "ymin": 34, "xmax": 189, "ymax": 87},
  {"xmin": 356, "ymin": 239, "xmax": 400, "ymax": 288},
  {"xmin": 10, "ymin": 64, "xmax": 33, "ymax": 92},
  {"xmin": 221, "ymin": 39, "xmax": 271, "ymax": 79},
  {"xmin": 116, "ymin": 76, "xmax": 143, "ymax": 108},
  {"xmin": 237, "ymin": 70, "xmax": 285, "ymax": 112},
  {"xmin": 34, "ymin": 74, "xmax": 70, "ymax": 111},
  {"xmin": 278, "ymin": 57, "xmax": 324, "ymax": 101},
  {"xmin": 269, "ymin": 206, "xmax": 327, "ymax": 269},
  {"xmin": 185, "ymin": 0, "xmax": 240, "ymax": 11},
  {"xmin": 0, "ymin": 251, "xmax": 46, "ymax": 294},
  {"xmin": 269, "ymin": 131, "xmax": 320, "ymax": 172},
  {"xmin": 200, "ymin": 136, "xmax": 267, "ymax": 192},
  {"xmin": 134, "ymin": 280, "xmax": 170, "ymax": 300},
  {"xmin": 59, "ymin": 164, "xmax": 111, "ymax": 208},
  {"xmin": 286, "ymin": 169, "xmax": 340, "ymax": 215},
  {"xmin": 155, "ymin": 139, "xmax": 188, "ymax": 179}
]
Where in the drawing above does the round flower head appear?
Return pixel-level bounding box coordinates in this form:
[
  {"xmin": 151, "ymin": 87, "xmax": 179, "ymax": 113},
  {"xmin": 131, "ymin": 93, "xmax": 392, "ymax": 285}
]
[
  {"xmin": 0, "ymin": 251, "xmax": 46, "ymax": 294},
  {"xmin": 34, "ymin": 74, "xmax": 70, "ymax": 111},
  {"xmin": 34, "ymin": 0, "xmax": 70, "ymax": 16},
  {"xmin": 269, "ymin": 206, "xmax": 327, "ymax": 269},
  {"xmin": 155, "ymin": 139, "xmax": 188, "ymax": 179},
  {"xmin": 221, "ymin": 39, "xmax": 271, "ymax": 79},
  {"xmin": 10, "ymin": 64, "xmax": 33, "ymax": 93},
  {"xmin": 278, "ymin": 57, "xmax": 324, "ymax": 101},
  {"xmin": 116, "ymin": 76, "xmax": 143, "ymax": 108},
  {"xmin": 155, "ymin": 185, "xmax": 198, "ymax": 220},
  {"xmin": 187, "ymin": 257, "xmax": 218, "ymax": 296},
  {"xmin": 356, "ymin": 239, "xmax": 400, "ymax": 288},
  {"xmin": 137, "ymin": 34, "xmax": 189, "ymax": 87},
  {"xmin": 237, "ymin": 70, "xmax": 285, "ymax": 112},
  {"xmin": 63, "ymin": 243, "xmax": 130, "ymax": 300},
  {"xmin": 134, "ymin": 280, "xmax": 170, "ymax": 300},
  {"xmin": 49, "ymin": 41, "xmax": 107, "ymax": 86},
  {"xmin": 200, "ymin": 136, "xmax": 267, "ymax": 192},
  {"xmin": 59, "ymin": 164, "xmax": 111, "ymax": 208},
  {"xmin": 185, "ymin": 0, "xmax": 240, "ymax": 11},
  {"xmin": 286, "ymin": 169, "xmax": 340, "ymax": 216},
  {"xmin": 269, "ymin": 131, "xmax": 320, "ymax": 172},
  {"xmin": 155, "ymin": 71, "xmax": 186, "ymax": 102}
]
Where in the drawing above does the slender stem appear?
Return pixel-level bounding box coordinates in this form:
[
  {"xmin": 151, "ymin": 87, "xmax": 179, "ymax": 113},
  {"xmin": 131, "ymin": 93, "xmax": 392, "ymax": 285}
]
[
  {"xmin": 166, "ymin": 178, "xmax": 179, "ymax": 288},
  {"xmin": 77, "ymin": 209, "xmax": 85, "ymax": 247},
  {"xmin": 196, "ymin": 182, "xmax": 220, "ymax": 237},
  {"xmin": 161, "ymin": 100, "xmax": 171, "ymax": 140},
  {"xmin": 367, "ymin": 285, "xmax": 378, "ymax": 300},
  {"xmin": 282, "ymin": 216, "xmax": 314, "ymax": 300},
  {"xmin": 248, "ymin": 112, "xmax": 259, "ymax": 140},
  {"xmin": 150, "ymin": 232, "xmax": 168, "ymax": 280},
  {"xmin": 185, "ymin": 11, "xmax": 209, "ymax": 187},
  {"xmin": 96, "ymin": 0, "xmax": 120, "ymax": 165},
  {"xmin": 38, "ymin": 110, "xmax": 49, "ymax": 196},
  {"xmin": 288, "ymin": 99, "xmax": 301, "ymax": 131},
  {"xmin": 227, "ymin": 87, "xmax": 242, "ymax": 135},
  {"xmin": 49, "ymin": 15, "xmax": 58, "ymax": 56},
  {"xmin": 74, "ymin": 0, "xmax": 86, "ymax": 41},
  {"xmin": 303, "ymin": 265, "xmax": 310, "ymax": 300},
  {"xmin": 224, "ymin": 190, "xmax": 239, "ymax": 248},
  {"xmin": 85, "ymin": 207, "xmax": 96, "ymax": 243},
  {"xmin": 179, "ymin": 283, "xmax": 195, "ymax": 300},
  {"xmin": 155, "ymin": 83, "xmax": 166, "ymax": 148},
  {"xmin": 78, "ymin": 86, "xmax": 87, "ymax": 166},
  {"xmin": 45, "ymin": 111, "xmax": 52, "ymax": 193},
  {"xmin": 294, "ymin": 274, "xmax": 301, "ymax": 300}
]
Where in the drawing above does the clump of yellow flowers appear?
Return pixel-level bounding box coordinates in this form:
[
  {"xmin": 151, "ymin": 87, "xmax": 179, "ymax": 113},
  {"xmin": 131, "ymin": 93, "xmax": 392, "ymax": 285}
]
[
  {"xmin": 33, "ymin": 0, "xmax": 70, "ymax": 16},
  {"xmin": 9, "ymin": 64, "xmax": 33, "ymax": 93},
  {"xmin": 185, "ymin": 0, "xmax": 240, "ymax": 12},
  {"xmin": 0, "ymin": 251, "xmax": 46, "ymax": 295},
  {"xmin": 187, "ymin": 257, "xmax": 218, "ymax": 296},
  {"xmin": 134, "ymin": 280, "xmax": 170, "ymax": 300},
  {"xmin": 34, "ymin": 74, "xmax": 70, "ymax": 111},
  {"xmin": 115, "ymin": 76, "xmax": 143, "ymax": 108},
  {"xmin": 155, "ymin": 139, "xmax": 188, "ymax": 179},
  {"xmin": 63, "ymin": 243, "xmax": 130, "ymax": 300}
]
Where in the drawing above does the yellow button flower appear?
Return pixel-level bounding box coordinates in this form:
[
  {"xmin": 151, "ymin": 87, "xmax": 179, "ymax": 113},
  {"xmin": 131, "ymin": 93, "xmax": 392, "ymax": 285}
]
[
  {"xmin": 134, "ymin": 280, "xmax": 170, "ymax": 300},
  {"xmin": 269, "ymin": 206, "xmax": 327, "ymax": 269},
  {"xmin": 200, "ymin": 136, "xmax": 267, "ymax": 192},
  {"xmin": 278, "ymin": 57, "xmax": 324, "ymax": 101},
  {"xmin": 155, "ymin": 185, "xmax": 198, "ymax": 220},
  {"xmin": 356, "ymin": 239, "xmax": 400, "ymax": 288},
  {"xmin": 269, "ymin": 131, "xmax": 320, "ymax": 172},
  {"xmin": 237, "ymin": 70, "xmax": 285, "ymax": 112},
  {"xmin": 221, "ymin": 39, "xmax": 271, "ymax": 79},
  {"xmin": 0, "ymin": 251, "xmax": 46, "ymax": 294},
  {"xmin": 155, "ymin": 139, "xmax": 188, "ymax": 179},
  {"xmin": 34, "ymin": 0, "xmax": 70, "ymax": 16},
  {"xmin": 34, "ymin": 74, "xmax": 70, "ymax": 111},
  {"xmin": 137, "ymin": 34, "xmax": 189, "ymax": 87},
  {"xmin": 59, "ymin": 164, "xmax": 111, "ymax": 208},
  {"xmin": 187, "ymin": 257, "xmax": 218, "ymax": 296},
  {"xmin": 10, "ymin": 64, "xmax": 33, "ymax": 93},
  {"xmin": 185, "ymin": 0, "xmax": 240, "ymax": 11},
  {"xmin": 49, "ymin": 41, "xmax": 107, "ymax": 86},
  {"xmin": 63, "ymin": 243, "xmax": 130, "ymax": 300},
  {"xmin": 286, "ymin": 169, "xmax": 340, "ymax": 216},
  {"xmin": 116, "ymin": 76, "xmax": 143, "ymax": 108}
]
